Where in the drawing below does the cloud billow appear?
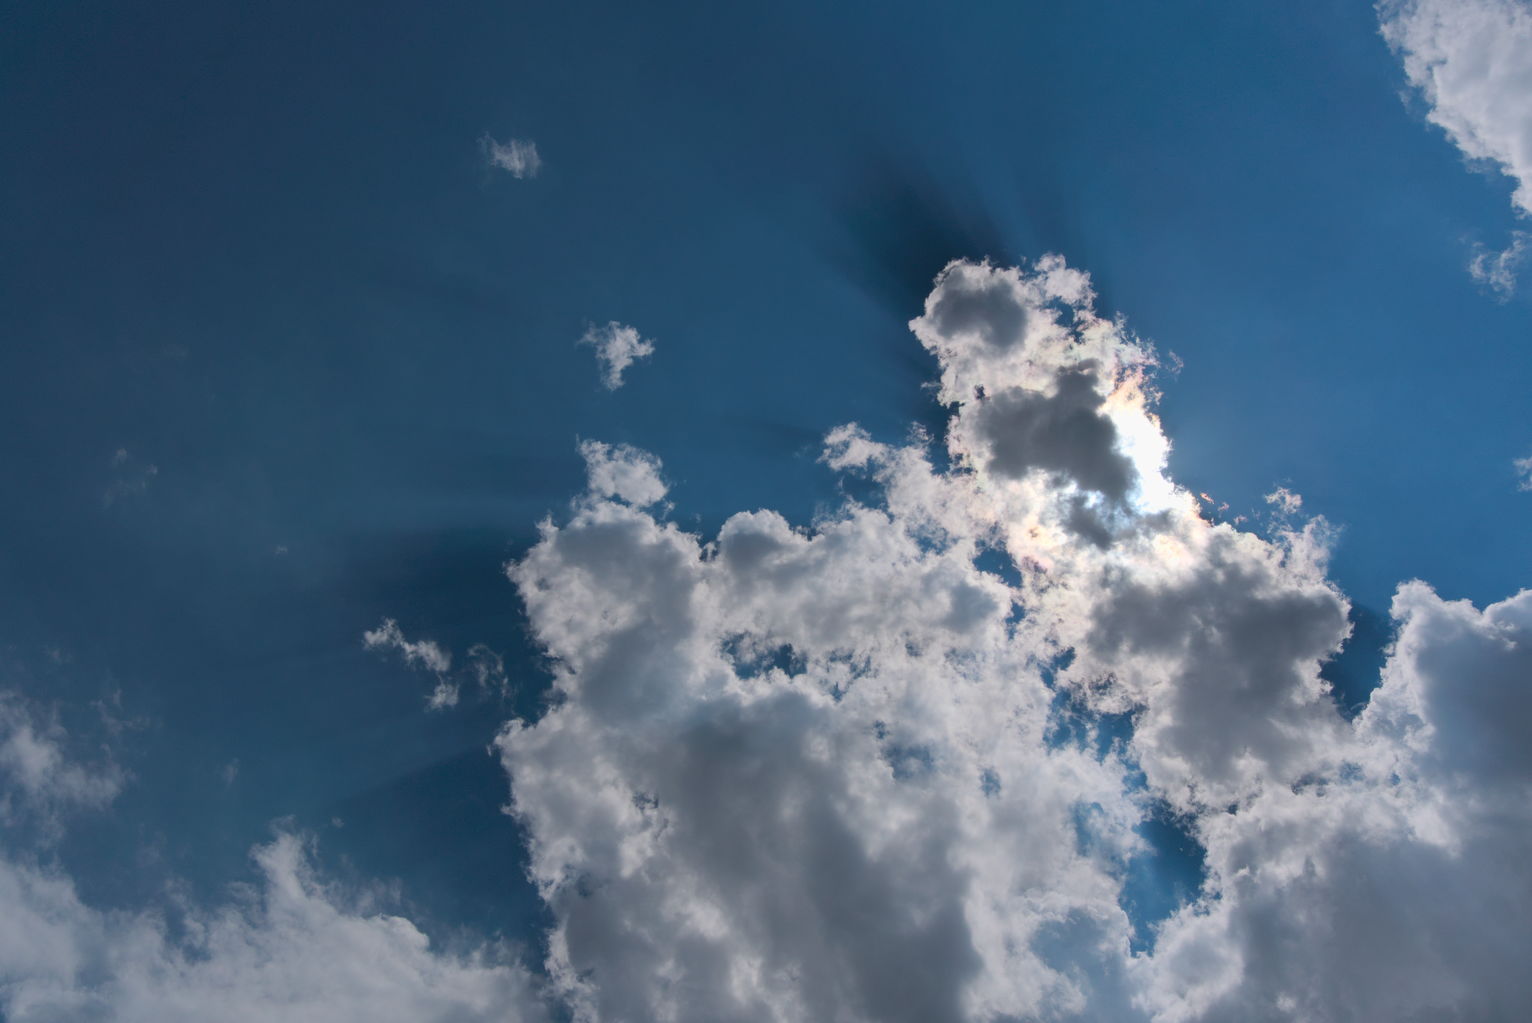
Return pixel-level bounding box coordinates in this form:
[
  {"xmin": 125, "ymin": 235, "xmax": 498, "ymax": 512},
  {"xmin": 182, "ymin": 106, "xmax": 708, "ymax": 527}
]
[
  {"xmin": 498, "ymin": 256, "xmax": 1532, "ymax": 1021},
  {"xmin": 3, "ymin": 257, "xmax": 1528, "ymax": 1022}
]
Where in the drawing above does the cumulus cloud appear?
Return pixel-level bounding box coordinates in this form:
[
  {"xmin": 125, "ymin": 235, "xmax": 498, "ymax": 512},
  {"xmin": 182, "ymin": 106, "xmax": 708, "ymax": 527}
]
[
  {"xmin": 1380, "ymin": 0, "xmax": 1532, "ymax": 216},
  {"xmin": 480, "ymin": 133, "xmax": 541, "ymax": 179},
  {"xmin": 12, "ymin": 254, "xmax": 1526, "ymax": 1021},
  {"xmin": 465, "ymin": 643, "xmax": 511, "ymax": 699},
  {"xmin": 578, "ymin": 322, "xmax": 654, "ymax": 390},
  {"xmin": 493, "ymin": 256, "xmax": 1532, "ymax": 1022},
  {"xmin": 0, "ymin": 689, "xmax": 548, "ymax": 1023},
  {"xmin": 1141, "ymin": 582, "xmax": 1532, "ymax": 1022},
  {"xmin": 1516, "ymin": 451, "xmax": 1532, "ymax": 489},
  {"xmin": 363, "ymin": 618, "xmax": 457, "ymax": 709},
  {"xmin": 578, "ymin": 440, "xmax": 668, "ymax": 507}
]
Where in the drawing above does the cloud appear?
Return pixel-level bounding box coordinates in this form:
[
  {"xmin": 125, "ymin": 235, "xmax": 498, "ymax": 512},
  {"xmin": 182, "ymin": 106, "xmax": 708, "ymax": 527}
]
[
  {"xmin": 1379, "ymin": 0, "xmax": 1532, "ymax": 216},
  {"xmin": 1516, "ymin": 452, "xmax": 1532, "ymax": 489},
  {"xmin": 969, "ymin": 364, "xmax": 1136, "ymax": 501},
  {"xmin": 0, "ymin": 688, "xmax": 549, "ymax": 1023},
  {"xmin": 577, "ymin": 440, "xmax": 667, "ymax": 507},
  {"xmin": 480, "ymin": 133, "xmax": 541, "ymax": 179},
  {"xmin": 11, "ymin": 254, "xmax": 1528, "ymax": 1020},
  {"xmin": 1141, "ymin": 583, "xmax": 1532, "ymax": 1022},
  {"xmin": 465, "ymin": 644, "xmax": 511, "ymax": 699},
  {"xmin": 363, "ymin": 621, "xmax": 517, "ymax": 709},
  {"xmin": 0, "ymin": 833, "xmax": 549, "ymax": 1023},
  {"xmin": 0, "ymin": 693, "xmax": 125, "ymax": 842},
  {"xmin": 0, "ymin": 700, "xmax": 123, "ymax": 813},
  {"xmin": 363, "ymin": 619, "xmax": 457, "ymax": 710},
  {"xmin": 501, "ymin": 490, "xmax": 1133, "ymax": 1021},
  {"xmin": 578, "ymin": 322, "xmax": 654, "ymax": 390},
  {"xmin": 1469, "ymin": 229, "xmax": 1529, "ymax": 297},
  {"xmin": 1264, "ymin": 486, "xmax": 1303, "ymax": 515},
  {"xmin": 495, "ymin": 256, "xmax": 1532, "ymax": 1021}
]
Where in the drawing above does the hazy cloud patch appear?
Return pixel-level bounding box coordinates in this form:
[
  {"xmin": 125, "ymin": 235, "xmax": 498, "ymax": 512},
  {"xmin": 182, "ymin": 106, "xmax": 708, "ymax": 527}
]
[
  {"xmin": 1469, "ymin": 229, "xmax": 1529, "ymax": 297},
  {"xmin": 481, "ymin": 133, "xmax": 541, "ymax": 179},
  {"xmin": 0, "ymin": 690, "xmax": 548, "ymax": 1022},
  {"xmin": 363, "ymin": 618, "xmax": 457, "ymax": 709}
]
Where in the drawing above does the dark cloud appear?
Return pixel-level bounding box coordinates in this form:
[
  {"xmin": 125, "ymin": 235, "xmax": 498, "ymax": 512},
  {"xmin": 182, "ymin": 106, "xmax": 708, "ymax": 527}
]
[{"xmin": 974, "ymin": 365, "xmax": 1135, "ymax": 500}]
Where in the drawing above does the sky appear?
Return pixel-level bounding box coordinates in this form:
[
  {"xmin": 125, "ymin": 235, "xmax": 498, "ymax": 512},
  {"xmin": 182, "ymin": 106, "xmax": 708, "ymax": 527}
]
[{"xmin": 1, "ymin": 0, "xmax": 1531, "ymax": 1020}]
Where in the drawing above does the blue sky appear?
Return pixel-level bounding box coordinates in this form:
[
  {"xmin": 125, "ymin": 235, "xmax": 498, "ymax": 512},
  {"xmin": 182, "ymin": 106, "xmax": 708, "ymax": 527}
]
[{"xmin": 2, "ymin": 1, "xmax": 1531, "ymax": 1020}]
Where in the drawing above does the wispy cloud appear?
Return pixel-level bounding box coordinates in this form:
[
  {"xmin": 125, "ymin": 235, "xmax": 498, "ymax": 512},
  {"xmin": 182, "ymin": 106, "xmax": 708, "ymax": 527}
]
[
  {"xmin": 480, "ymin": 133, "xmax": 541, "ymax": 179},
  {"xmin": 363, "ymin": 618, "xmax": 457, "ymax": 709},
  {"xmin": 1469, "ymin": 229, "xmax": 1529, "ymax": 298},
  {"xmin": 363, "ymin": 620, "xmax": 515, "ymax": 709},
  {"xmin": 578, "ymin": 440, "xmax": 668, "ymax": 507},
  {"xmin": 578, "ymin": 321, "xmax": 655, "ymax": 390}
]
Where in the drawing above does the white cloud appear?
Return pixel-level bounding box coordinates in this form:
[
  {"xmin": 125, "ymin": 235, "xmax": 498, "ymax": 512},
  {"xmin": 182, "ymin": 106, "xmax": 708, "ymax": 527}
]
[
  {"xmin": 1380, "ymin": 0, "xmax": 1532, "ymax": 216},
  {"xmin": 0, "ymin": 834, "xmax": 549, "ymax": 1023},
  {"xmin": 577, "ymin": 440, "xmax": 668, "ymax": 507},
  {"xmin": 1516, "ymin": 452, "xmax": 1532, "ymax": 489},
  {"xmin": 0, "ymin": 693, "xmax": 125, "ymax": 841},
  {"xmin": 466, "ymin": 644, "xmax": 511, "ymax": 699},
  {"xmin": 11, "ymin": 254, "xmax": 1529, "ymax": 1020},
  {"xmin": 578, "ymin": 322, "xmax": 654, "ymax": 390},
  {"xmin": 494, "ymin": 256, "xmax": 1532, "ymax": 1022},
  {"xmin": 363, "ymin": 619, "xmax": 458, "ymax": 710},
  {"xmin": 1469, "ymin": 229, "xmax": 1529, "ymax": 297},
  {"xmin": 363, "ymin": 622, "xmax": 517, "ymax": 709},
  {"xmin": 480, "ymin": 133, "xmax": 541, "ymax": 179},
  {"xmin": 1141, "ymin": 582, "xmax": 1532, "ymax": 1021},
  {"xmin": 0, "ymin": 688, "xmax": 549, "ymax": 1023}
]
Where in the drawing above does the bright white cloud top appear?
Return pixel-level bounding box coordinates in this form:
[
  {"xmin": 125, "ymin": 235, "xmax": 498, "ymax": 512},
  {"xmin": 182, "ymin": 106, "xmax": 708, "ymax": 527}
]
[
  {"xmin": 1380, "ymin": 0, "xmax": 1532, "ymax": 216},
  {"xmin": 500, "ymin": 257, "xmax": 1532, "ymax": 1021},
  {"xmin": 5, "ymin": 258, "xmax": 1530, "ymax": 1022},
  {"xmin": 579, "ymin": 321, "xmax": 655, "ymax": 390}
]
